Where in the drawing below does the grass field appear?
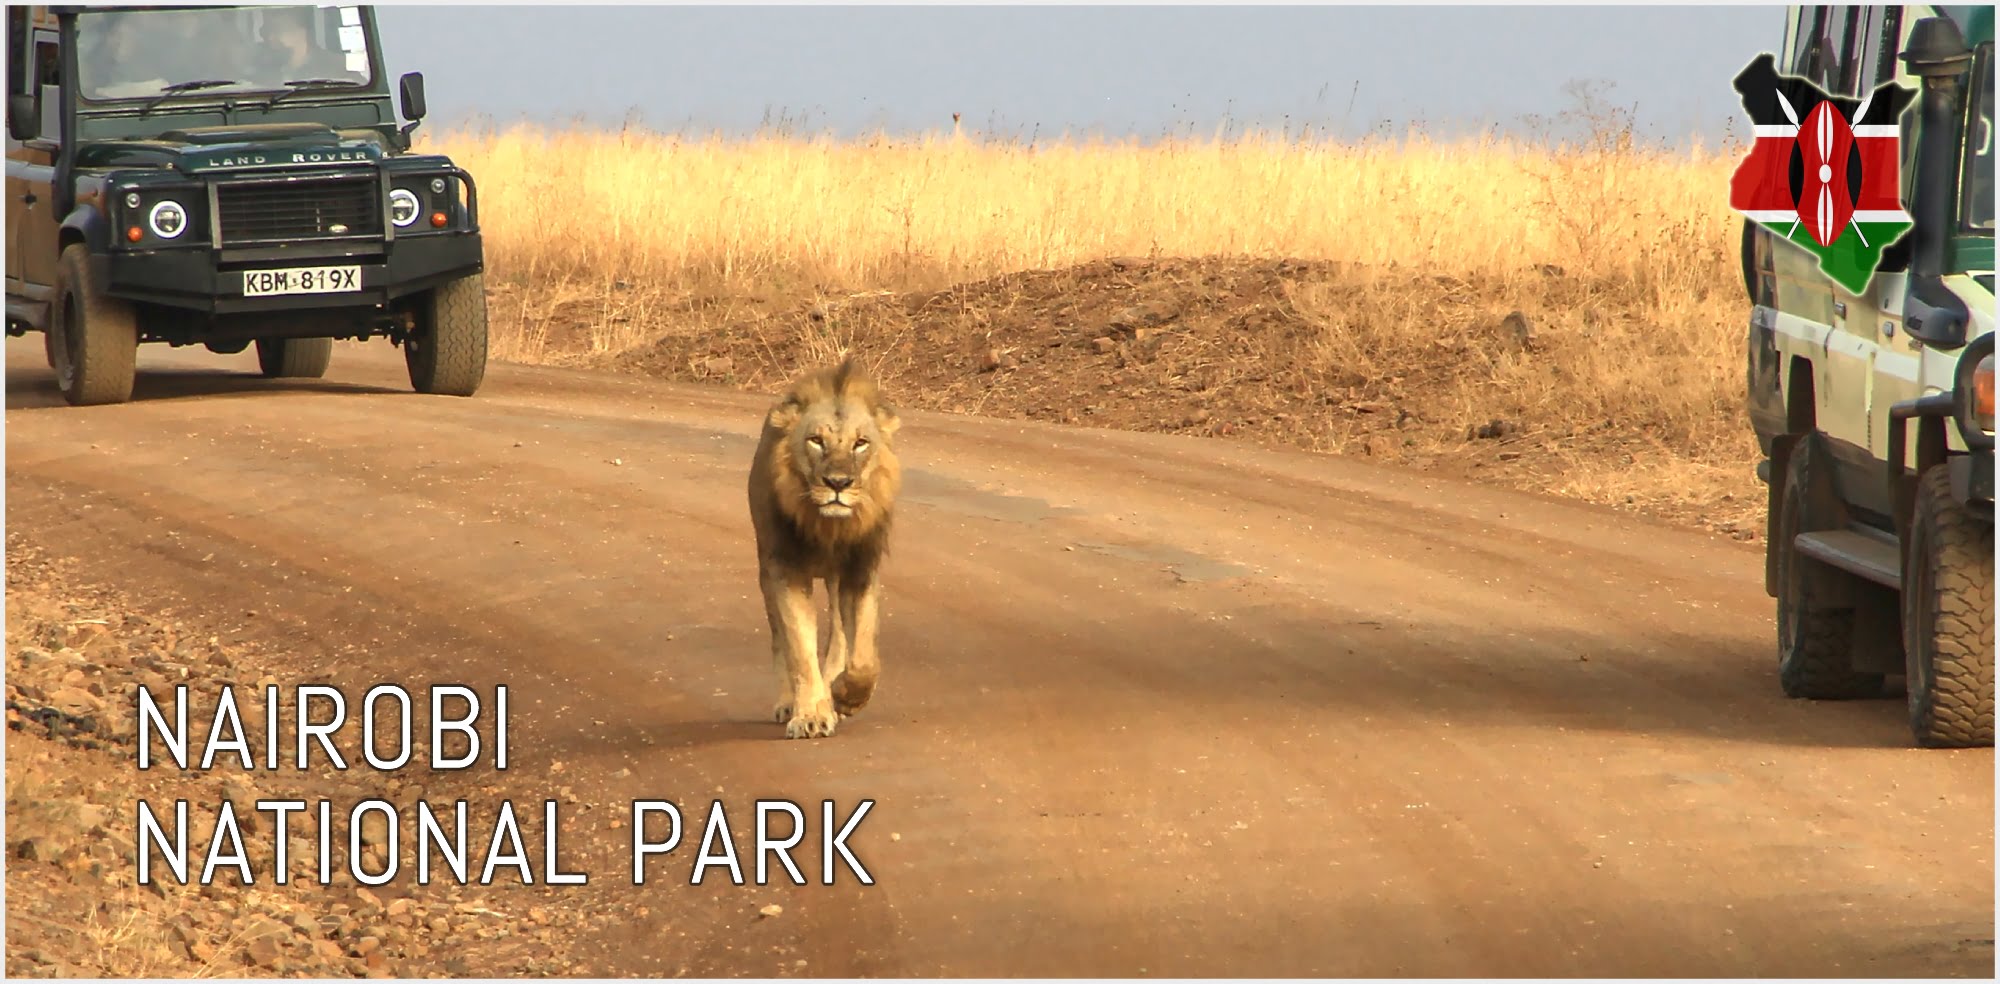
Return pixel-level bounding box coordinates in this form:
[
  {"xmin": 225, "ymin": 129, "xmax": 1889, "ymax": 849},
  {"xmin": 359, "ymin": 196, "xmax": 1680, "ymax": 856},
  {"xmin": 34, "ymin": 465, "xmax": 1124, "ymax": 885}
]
[{"xmin": 422, "ymin": 120, "xmax": 1762, "ymax": 537}]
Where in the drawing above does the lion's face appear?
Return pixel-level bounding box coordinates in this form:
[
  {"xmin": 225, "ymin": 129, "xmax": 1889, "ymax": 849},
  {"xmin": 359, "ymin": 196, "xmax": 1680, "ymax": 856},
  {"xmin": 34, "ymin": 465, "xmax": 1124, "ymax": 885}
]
[
  {"xmin": 791, "ymin": 395, "xmax": 897, "ymax": 520},
  {"xmin": 759, "ymin": 357, "xmax": 903, "ymax": 547}
]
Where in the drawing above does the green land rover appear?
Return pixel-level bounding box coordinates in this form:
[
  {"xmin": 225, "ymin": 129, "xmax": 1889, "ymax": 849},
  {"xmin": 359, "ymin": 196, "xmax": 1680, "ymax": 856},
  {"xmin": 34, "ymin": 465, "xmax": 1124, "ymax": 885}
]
[
  {"xmin": 1745, "ymin": 5, "xmax": 1994, "ymax": 747},
  {"xmin": 4, "ymin": 3, "xmax": 488, "ymax": 405}
]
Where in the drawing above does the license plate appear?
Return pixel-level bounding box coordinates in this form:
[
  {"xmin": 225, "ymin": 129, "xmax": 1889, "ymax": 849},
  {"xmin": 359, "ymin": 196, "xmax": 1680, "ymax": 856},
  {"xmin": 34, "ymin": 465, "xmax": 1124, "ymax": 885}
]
[{"xmin": 242, "ymin": 266, "xmax": 361, "ymax": 297}]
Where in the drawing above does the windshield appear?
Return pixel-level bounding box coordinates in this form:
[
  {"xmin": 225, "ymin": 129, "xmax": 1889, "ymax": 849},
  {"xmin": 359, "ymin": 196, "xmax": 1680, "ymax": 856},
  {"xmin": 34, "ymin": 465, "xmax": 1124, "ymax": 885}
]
[
  {"xmin": 1963, "ymin": 42, "xmax": 1993, "ymax": 233},
  {"xmin": 75, "ymin": 5, "xmax": 373, "ymax": 103}
]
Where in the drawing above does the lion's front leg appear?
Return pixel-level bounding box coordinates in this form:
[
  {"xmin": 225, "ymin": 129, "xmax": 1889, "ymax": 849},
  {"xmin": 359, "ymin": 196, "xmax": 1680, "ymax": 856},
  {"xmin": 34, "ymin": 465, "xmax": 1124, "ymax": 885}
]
[
  {"xmin": 830, "ymin": 574, "xmax": 883, "ymax": 717},
  {"xmin": 762, "ymin": 568, "xmax": 798, "ymax": 721},
  {"xmin": 821, "ymin": 574, "xmax": 850, "ymax": 683},
  {"xmin": 761, "ymin": 569, "xmax": 837, "ymax": 738},
  {"xmin": 768, "ymin": 630, "xmax": 795, "ymax": 724}
]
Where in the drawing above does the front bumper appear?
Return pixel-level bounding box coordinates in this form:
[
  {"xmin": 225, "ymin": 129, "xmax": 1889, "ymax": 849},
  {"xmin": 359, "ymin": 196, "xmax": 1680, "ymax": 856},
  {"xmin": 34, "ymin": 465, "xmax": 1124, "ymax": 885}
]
[{"xmin": 94, "ymin": 232, "xmax": 482, "ymax": 315}]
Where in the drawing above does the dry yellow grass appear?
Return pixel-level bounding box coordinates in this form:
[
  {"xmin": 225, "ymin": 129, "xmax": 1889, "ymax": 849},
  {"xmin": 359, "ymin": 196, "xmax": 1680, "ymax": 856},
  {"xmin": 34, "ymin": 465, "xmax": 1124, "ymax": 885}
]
[
  {"xmin": 429, "ymin": 123, "xmax": 1740, "ymax": 311},
  {"xmin": 419, "ymin": 122, "xmax": 1762, "ymax": 535}
]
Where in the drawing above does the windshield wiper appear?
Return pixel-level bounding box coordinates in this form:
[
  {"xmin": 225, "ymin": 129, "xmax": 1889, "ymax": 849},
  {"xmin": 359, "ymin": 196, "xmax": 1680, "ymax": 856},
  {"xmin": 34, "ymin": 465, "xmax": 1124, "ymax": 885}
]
[
  {"xmin": 140, "ymin": 79, "xmax": 241, "ymax": 115},
  {"xmin": 263, "ymin": 79, "xmax": 367, "ymax": 108}
]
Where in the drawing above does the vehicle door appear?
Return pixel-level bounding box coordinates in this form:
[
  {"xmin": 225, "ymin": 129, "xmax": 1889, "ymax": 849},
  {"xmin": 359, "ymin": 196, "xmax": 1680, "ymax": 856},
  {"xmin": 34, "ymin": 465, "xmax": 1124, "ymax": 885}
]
[
  {"xmin": 1768, "ymin": 8, "xmax": 1848, "ymax": 438},
  {"xmin": 1863, "ymin": 5, "xmax": 1933, "ymax": 487},
  {"xmin": 4, "ymin": 8, "xmax": 35, "ymax": 290},
  {"xmin": 7, "ymin": 15, "xmax": 64, "ymax": 293},
  {"xmin": 1792, "ymin": 5, "xmax": 1886, "ymax": 479}
]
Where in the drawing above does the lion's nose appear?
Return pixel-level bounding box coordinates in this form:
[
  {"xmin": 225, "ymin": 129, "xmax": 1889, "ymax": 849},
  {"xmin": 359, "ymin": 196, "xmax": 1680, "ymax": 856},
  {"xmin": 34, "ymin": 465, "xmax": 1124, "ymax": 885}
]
[{"xmin": 825, "ymin": 476, "xmax": 853, "ymax": 492}]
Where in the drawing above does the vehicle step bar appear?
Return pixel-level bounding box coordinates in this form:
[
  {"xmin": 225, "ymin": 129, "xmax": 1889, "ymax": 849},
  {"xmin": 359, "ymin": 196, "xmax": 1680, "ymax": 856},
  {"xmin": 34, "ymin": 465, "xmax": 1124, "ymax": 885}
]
[
  {"xmin": 1794, "ymin": 526, "xmax": 1903, "ymax": 589},
  {"xmin": 5, "ymin": 297, "xmax": 49, "ymax": 333}
]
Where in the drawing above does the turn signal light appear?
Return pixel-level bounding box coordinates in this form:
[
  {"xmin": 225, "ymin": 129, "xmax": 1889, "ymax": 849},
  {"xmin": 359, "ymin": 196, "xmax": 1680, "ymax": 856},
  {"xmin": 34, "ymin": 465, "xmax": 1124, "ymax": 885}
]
[
  {"xmin": 126, "ymin": 226, "xmax": 142, "ymax": 242},
  {"xmin": 430, "ymin": 211, "xmax": 447, "ymax": 228},
  {"xmin": 1975, "ymin": 354, "xmax": 1994, "ymax": 433}
]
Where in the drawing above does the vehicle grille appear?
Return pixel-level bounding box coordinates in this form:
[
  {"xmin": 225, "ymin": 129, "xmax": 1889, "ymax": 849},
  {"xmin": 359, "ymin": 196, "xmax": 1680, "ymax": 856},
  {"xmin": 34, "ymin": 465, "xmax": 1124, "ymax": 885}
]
[{"xmin": 214, "ymin": 176, "xmax": 381, "ymax": 244}]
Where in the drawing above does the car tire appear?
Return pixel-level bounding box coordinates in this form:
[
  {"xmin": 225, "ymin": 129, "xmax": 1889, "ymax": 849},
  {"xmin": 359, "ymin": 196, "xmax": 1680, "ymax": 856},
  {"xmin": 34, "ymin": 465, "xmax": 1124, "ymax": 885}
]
[
  {"xmin": 48, "ymin": 243, "xmax": 139, "ymax": 406},
  {"xmin": 256, "ymin": 337, "xmax": 333, "ymax": 378},
  {"xmin": 1775, "ymin": 432, "xmax": 1881, "ymax": 699},
  {"xmin": 1901, "ymin": 463, "xmax": 1995, "ymax": 748},
  {"xmin": 405, "ymin": 272, "xmax": 487, "ymax": 397}
]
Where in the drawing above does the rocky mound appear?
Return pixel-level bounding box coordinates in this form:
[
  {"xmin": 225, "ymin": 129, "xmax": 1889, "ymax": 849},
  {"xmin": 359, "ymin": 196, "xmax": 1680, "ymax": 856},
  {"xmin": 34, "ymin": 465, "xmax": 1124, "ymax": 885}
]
[{"xmin": 604, "ymin": 256, "xmax": 1760, "ymax": 539}]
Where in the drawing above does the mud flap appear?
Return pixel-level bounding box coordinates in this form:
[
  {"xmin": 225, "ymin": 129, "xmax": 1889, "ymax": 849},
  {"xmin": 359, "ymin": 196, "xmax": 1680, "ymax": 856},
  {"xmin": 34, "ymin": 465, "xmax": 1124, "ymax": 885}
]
[
  {"xmin": 1765, "ymin": 433, "xmax": 1801, "ymax": 598},
  {"xmin": 1849, "ymin": 580, "xmax": 1906, "ymax": 675}
]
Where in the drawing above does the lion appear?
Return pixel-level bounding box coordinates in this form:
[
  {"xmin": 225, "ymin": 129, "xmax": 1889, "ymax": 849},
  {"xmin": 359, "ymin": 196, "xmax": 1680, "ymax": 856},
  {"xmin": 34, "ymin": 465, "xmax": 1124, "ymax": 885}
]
[{"xmin": 746, "ymin": 355, "xmax": 903, "ymax": 739}]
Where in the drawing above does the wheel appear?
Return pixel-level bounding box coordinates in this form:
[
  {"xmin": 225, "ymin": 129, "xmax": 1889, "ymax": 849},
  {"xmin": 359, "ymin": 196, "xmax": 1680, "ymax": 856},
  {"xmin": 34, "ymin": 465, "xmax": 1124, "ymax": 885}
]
[
  {"xmin": 48, "ymin": 243, "xmax": 138, "ymax": 406},
  {"xmin": 255, "ymin": 336, "xmax": 332, "ymax": 378},
  {"xmin": 405, "ymin": 272, "xmax": 487, "ymax": 397},
  {"xmin": 1901, "ymin": 464, "xmax": 1995, "ymax": 748},
  {"xmin": 1775, "ymin": 432, "xmax": 1882, "ymax": 698}
]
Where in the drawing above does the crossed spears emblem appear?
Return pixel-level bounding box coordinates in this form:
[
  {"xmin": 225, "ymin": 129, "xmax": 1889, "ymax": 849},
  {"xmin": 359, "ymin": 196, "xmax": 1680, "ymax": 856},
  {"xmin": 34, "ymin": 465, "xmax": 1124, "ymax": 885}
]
[
  {"xmin": 1772, "ymin": 84, "xmax": 1874, "ymax": 248},
  {"xmin": 1728, "ymin": 52, "xmax": 1919, "ymax": 294}
]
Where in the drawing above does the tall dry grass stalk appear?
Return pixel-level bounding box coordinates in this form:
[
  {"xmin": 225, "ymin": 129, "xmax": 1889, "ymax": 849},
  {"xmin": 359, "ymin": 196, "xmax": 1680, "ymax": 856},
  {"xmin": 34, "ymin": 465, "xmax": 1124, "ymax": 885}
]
[{"xmin": 425, "ymin": 124, "xmax": 1743, "ymax": 311}]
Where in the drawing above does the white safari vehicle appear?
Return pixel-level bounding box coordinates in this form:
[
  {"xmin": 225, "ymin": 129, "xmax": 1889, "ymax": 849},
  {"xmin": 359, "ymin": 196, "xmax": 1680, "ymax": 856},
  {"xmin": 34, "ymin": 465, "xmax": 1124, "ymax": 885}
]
[{"xmin": 1744, "ymin": 5, "xmax": 1993, "ymax": 747}]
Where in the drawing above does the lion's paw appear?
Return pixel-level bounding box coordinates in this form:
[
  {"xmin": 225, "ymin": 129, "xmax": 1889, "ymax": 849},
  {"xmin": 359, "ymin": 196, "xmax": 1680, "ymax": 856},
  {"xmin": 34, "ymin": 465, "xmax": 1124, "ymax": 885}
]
[
  {"xmin": 830, "ymin": 674, "xmax": 875, "ymax": 718},
  {"xmin": 784, "ymin": 699, "xmax": 839, "ymax": 739}
]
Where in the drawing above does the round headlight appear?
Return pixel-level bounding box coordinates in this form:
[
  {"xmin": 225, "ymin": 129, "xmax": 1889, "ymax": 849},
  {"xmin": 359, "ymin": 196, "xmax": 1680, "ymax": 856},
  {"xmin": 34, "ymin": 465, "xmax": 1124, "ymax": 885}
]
[
  {"xmin": 148, "ymin": 199, "xmax": 187, "ymax": 239},
  {"xmin": 123, "ymin": 191, "xmax": 141, "ymax": 209},
  {"xmin": 389, "ymin": 188, "xmax": 421, "ymax": 227},
  {"xmin": 429, "ymin": 177, "xmax": 447, "ymax": 194}
]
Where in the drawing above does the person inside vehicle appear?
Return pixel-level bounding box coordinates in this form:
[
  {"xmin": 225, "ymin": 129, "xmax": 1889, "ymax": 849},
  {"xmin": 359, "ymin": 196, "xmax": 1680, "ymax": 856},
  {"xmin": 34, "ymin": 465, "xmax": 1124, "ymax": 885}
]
[
  {"xmin": 79, "ymin": 11, "xmax": 190, "ymax": 96},
  {"xmin": 250, "ymin": 6, "xmax": 359, "ymax": 83}
]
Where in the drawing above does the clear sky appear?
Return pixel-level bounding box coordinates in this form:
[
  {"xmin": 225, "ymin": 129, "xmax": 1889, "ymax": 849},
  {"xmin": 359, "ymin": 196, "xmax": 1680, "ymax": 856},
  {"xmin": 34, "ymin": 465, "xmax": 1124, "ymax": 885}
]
[{"xmin": 372, "ymin": 3, "xmax": 1784, "ymax": 146}]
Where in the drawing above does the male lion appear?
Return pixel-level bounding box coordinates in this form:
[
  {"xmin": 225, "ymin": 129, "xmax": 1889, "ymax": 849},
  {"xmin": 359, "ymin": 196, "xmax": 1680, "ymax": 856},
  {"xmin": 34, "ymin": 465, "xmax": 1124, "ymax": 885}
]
[{"xmin": 747, "ymin": 356, "xmax": 903, "ymax": 739}]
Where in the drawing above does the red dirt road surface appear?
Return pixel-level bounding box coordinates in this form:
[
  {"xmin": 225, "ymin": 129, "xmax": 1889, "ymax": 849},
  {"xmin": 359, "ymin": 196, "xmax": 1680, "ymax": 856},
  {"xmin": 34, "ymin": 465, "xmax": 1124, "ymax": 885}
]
[{"xmin": 6, "ymin": 334, "xmax": 1994, "ymax": 978}]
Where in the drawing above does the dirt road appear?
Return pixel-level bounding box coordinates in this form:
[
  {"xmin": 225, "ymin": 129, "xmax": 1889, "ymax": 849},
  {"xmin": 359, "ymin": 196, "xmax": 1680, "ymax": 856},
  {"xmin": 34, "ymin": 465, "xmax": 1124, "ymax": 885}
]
[{"xmin": 5, "ymin": 334, "xmax": 1993, "ymax": 978}]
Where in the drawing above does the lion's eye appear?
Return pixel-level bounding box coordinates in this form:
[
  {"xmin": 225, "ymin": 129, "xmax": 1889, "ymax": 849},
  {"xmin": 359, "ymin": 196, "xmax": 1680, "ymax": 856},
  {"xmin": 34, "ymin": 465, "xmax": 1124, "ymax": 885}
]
[
  {"xmin": 806, "ymin": 436, "xmax": 824, "ymax": 450},
  {"xmin": 854, "ymin": 438, "xmax": 869, "ymax": 452}
]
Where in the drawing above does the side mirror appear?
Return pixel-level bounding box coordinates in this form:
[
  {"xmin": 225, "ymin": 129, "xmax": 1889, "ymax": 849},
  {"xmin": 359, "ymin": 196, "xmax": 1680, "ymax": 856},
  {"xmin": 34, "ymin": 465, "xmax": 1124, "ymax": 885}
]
[
  {"xmin": 1906, "ymin": 280, "xmax": 1970, "ymax": 349},
  {"xmin": 398, "ymin": 72, "xmax": 427, "ymax": 122},
  {"xmin": 7, "ymin": 94, "xmax": 36, "ymax": 142}
]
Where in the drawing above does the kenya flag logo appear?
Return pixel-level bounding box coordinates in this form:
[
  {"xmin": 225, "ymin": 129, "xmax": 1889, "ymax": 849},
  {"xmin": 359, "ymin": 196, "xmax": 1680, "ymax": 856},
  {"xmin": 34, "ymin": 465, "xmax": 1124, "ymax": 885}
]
[{"xmin": 1729, "ymin": 53, "xmax": 1916, "ymax": 294}]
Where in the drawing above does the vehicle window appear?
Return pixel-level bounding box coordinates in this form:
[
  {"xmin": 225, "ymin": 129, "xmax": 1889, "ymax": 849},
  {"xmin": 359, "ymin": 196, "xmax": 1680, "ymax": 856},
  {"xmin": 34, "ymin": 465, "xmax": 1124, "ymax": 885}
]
[
  {"xmin": 1829, "ymin": 6, "xmax": 1863, "ymax": 93},
  {"xmin": 1853, "ymin": 6, "xmax": 1902, "ymax": 94},
  {"xmin": 30, "ymin": 37, "xmax": 57, "ymax": 140},
  {"xmin": 75, "ymin": 4, "xmax": 371, "ymax": 103},
  {"xmin": 1934, "ymin": 6, "xmax": 1984, "ymax": 35},
  {"xmin": 1963, "ymin": 43, "xmax": 1994, "ymax": 233},
  {"xmin": 34, "ymin": 39, "xmax": 56, "ymax": 89},
  {"xmin": 1790, "ymin": 6, "xmax": 1849, "ymax": 90},
  {"xmin": 1789, "ymin": 7, "xmax": 1827, "ymax": 78},
  {"xmin": 7, "ymin": 8, "xmax": 25, "ymax": 99}
]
